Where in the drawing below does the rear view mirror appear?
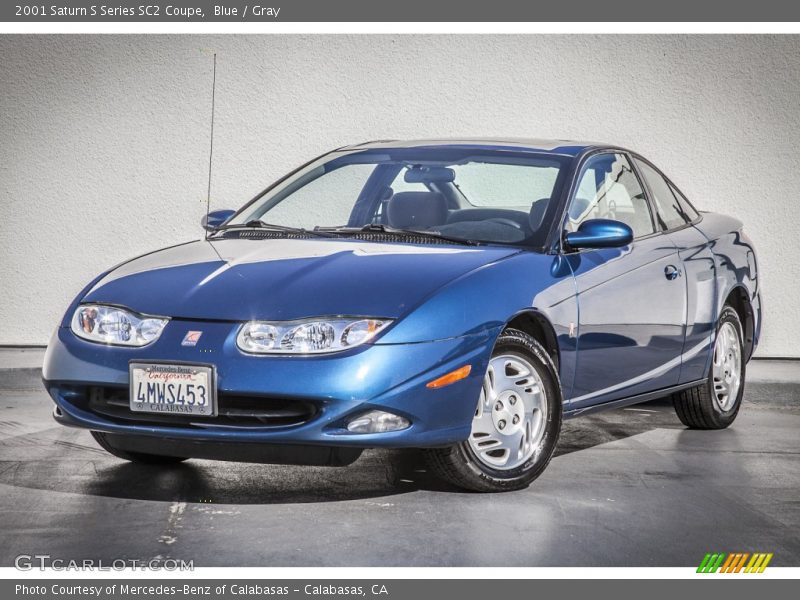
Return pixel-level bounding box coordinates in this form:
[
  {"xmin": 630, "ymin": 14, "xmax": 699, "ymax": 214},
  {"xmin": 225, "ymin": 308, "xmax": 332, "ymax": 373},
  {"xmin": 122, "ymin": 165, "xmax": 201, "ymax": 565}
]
[
  {"xmin": 404, "ymin": 166, "xmax": 456, "ymax": 184},
  {"xmin": 201, "ymin": 209, "xmax": 236, "ymax": 232},
  {"xmin": 565, "ymin": 219, "xmax": 633, "ymax": 249}
]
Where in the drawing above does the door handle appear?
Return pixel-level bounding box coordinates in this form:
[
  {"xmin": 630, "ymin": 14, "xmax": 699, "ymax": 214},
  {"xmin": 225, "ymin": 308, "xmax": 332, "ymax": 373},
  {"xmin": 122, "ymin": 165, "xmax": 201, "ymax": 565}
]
[{"xmin": 664, "ymin": 264, "xmax": 682, "ymax": 280}]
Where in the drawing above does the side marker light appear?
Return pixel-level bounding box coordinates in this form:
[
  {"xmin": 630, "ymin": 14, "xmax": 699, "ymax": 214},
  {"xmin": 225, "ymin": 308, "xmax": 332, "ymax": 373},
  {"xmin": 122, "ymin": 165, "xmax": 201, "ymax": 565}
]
[{"xmin": 426, "ymin": 365, "xmax": 472, "ymax": 389}]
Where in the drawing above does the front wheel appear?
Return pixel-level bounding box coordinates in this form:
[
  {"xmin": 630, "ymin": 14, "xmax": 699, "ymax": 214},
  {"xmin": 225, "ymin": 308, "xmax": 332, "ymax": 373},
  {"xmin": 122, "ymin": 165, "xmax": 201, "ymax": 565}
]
[
  {"xmin": 425, "ymin": 329, "xmax": 562, "ymax": 492},
  {"xmin": 672, "ymin": 305, "xmax": 746, "ymax": 429}
]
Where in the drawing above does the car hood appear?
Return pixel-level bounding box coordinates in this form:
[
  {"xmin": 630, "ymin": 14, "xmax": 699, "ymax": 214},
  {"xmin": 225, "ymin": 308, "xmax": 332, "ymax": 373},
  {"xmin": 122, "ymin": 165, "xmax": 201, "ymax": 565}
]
[{"xmin": 83, "ymin": 238, "xmax": 521, "ymax": 321}]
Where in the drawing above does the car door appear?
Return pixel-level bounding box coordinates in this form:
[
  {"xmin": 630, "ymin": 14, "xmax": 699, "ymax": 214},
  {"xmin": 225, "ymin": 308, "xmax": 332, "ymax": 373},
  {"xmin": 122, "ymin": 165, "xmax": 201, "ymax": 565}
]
[
  {"xmin": 632, "ymin": 157, "xmax": 717, "ymax": 384},
  {"xmin": 564, "ymin": 152, "xmax": 687, "ymax": 410}
]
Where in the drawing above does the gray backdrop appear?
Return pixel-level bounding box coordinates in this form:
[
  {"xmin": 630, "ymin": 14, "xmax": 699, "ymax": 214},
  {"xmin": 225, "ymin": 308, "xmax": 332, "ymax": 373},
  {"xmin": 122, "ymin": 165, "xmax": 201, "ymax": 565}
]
[{"xmin": 0, "ymin": 35, "xmax": 796, "ymax": 356}]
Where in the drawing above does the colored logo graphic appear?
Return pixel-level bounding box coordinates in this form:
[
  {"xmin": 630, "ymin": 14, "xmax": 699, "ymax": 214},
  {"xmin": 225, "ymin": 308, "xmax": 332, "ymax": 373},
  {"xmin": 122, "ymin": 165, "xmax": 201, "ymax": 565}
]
[
  {"xmin": 181, "ymin": 331, "xmax": 203, "ymax": 347},
  {"xmin": 697, "ymin": 552, "xmax": 773, "ymax": 573}
]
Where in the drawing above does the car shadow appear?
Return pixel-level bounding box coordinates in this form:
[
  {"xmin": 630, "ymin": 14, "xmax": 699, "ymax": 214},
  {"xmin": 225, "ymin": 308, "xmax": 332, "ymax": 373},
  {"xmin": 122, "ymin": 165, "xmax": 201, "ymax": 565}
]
[
  {"xmin": 1, "ymin": 399, "xmax": 683, "ymax": 504},
  {"xmin": 555, "ymin": 397, "xmax": 684, "ymax": 457},
  {"xmin": 82, "ymin": 448, "xmax": 462, "ymax": 503}
]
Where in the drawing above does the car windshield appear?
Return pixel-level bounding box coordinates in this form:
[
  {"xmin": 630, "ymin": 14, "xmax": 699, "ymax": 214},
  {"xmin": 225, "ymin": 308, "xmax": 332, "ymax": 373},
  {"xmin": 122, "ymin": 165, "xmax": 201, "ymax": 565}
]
[{"xmin": 226, "ymin": 147, "xmax": 570, "ymax": 247}]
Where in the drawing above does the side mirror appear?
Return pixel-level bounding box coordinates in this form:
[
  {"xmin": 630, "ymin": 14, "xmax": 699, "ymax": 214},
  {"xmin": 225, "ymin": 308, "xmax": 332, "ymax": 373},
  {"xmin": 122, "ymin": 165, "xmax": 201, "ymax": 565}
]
[
  {"xmin": 201, "ymin": 209, "xmax": 236, "ymax": 232},
  {"xmin": 564, "ymin": 218, "xmax": 633, "ymax": 249}
]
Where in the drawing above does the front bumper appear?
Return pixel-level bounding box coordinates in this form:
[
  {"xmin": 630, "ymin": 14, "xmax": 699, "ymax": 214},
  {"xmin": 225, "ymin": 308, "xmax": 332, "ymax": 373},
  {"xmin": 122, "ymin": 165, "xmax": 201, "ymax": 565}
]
[{"xmin": 43, "ymin": 321, "xmax": 496, "ymax": 449}]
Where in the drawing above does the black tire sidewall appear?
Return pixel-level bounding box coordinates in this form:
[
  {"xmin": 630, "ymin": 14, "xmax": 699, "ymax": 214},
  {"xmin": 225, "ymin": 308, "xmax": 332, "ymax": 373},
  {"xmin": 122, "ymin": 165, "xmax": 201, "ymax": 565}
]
[{"xmin": 458, "ymin": 330, "xmax": 562, "ymax": 485}]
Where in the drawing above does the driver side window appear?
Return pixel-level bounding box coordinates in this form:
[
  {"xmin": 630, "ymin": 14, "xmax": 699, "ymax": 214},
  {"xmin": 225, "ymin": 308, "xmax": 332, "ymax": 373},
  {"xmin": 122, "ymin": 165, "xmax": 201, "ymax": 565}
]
[{"xmin": 566, "ymin": 153, "xmax": 655, "ymax": 239}]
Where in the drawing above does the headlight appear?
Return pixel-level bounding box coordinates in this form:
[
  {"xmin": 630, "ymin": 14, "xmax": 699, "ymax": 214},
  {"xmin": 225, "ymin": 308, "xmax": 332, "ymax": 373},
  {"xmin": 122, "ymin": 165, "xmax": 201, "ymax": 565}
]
[
  {"xmin": 237, "ymin": 318, "xmax": 391, "ymax": 354},
  {"xmin": 71, "ymin": 304, "xmax": 169, "ymax": 347}
]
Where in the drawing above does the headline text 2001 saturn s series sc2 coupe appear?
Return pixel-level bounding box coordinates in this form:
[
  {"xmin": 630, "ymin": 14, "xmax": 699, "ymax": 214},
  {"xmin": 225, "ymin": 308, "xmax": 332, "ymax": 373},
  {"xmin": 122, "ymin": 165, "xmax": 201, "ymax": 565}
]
[{"xmin": 43, "ymin": 139, "xmax": 761, "ymax": 491}]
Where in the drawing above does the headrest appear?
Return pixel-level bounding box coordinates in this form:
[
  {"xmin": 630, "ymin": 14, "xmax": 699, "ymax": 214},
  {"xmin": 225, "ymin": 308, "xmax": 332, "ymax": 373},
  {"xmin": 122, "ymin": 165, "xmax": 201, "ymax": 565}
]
[
  {"xmin": 387, "ymin": 192, "xmax": 449, "ymax": 229},
  {"xmin": 529, "ymin": 198, "xmax": 550, "ymax": 232},
  {"xmin": 404, "ymin": 166, "xmax": 456, "ymax": 184}
]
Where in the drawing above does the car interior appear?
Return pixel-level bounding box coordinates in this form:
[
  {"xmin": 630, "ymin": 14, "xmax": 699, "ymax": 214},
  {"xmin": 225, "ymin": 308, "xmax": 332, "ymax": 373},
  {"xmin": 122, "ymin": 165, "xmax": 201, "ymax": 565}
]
[
  {"xmin": 372, "ymin": 166, "xmax": 547, "ymax": 243},
  {"xmin": 366, "ymin": 157, "xmax": 652, "ymax": 244}
]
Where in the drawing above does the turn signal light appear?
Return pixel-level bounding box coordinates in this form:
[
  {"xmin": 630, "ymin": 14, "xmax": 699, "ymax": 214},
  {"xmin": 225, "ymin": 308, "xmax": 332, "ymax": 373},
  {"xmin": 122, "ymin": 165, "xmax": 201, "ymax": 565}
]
[{"xmin": 426, "ymin": 365, "xmax": 472, "ymax": 389}]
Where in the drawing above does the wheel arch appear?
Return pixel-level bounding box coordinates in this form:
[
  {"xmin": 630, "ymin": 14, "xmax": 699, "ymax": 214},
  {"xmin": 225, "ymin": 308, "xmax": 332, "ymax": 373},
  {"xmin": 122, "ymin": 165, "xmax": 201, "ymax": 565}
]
[
  {"xmin": 723, "ymin": 285, "xmax": 756, "ymax": 361},
  {"xmin": 504, "ymin": 309, "xmax": 561, "ymax": 373}
]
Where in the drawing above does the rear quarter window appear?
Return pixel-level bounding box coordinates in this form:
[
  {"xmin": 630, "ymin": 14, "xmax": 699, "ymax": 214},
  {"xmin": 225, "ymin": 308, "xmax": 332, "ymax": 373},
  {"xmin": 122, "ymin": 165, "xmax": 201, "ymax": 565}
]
[
  {"xmin": 668, "ymin": 182, "xmax": 700, "ymax": 221},
  {"xmin": 634, "ymin": 158, "xmax": 693, "ymax": 230}
]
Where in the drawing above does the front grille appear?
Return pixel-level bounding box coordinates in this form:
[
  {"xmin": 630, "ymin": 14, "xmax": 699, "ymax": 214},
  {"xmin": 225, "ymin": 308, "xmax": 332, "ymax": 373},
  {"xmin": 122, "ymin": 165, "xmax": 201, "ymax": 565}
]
[{"xmin": 76, "ymin": 386, "xmax": 318, "ymax": 429}]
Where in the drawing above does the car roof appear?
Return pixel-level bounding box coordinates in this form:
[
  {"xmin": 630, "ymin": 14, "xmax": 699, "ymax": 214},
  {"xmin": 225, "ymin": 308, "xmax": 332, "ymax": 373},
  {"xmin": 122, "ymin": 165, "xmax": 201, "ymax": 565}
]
[{"xmin": 338, "ymin": 138, "xmax": 610, "ymax": 157}]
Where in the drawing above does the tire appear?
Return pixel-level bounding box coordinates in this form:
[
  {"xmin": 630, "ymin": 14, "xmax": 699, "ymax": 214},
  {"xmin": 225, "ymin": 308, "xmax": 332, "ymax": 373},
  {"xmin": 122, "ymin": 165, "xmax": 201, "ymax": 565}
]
[
  {"xmin": 672, "ymin": 306, "xmax": 746, "ymax": 429},
  {"xmin": 425, "ymin": 329, "xmax": 562, "ymax": 492},
  {"xmin": 91, "ymin": 431, "xmax": 188, "ymax": 465}
]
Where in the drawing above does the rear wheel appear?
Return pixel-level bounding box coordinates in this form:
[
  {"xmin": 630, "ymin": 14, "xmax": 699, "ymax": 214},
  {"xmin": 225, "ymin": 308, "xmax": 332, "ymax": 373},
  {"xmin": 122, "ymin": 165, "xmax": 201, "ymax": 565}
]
[
  {"xmin": 91, "ymin": 431, "xmax": 188, "ymax": 464},
  {"xmin": 672, "ymin": 306, "xmax": 745, "ymax": 429},
  {"xmin": 425, "ymin": 329, "xmax": 562, "ymax": 492}
]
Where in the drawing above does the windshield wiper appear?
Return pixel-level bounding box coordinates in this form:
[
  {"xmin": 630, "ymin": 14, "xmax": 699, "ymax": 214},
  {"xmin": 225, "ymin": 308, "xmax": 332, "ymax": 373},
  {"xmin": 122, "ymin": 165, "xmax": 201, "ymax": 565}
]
[
  {"xmin": 212, "ymin": 220, "xmax": 342, "ymax": 238},
  {"xmin": 214, "ymin": 221, "xmax": 480, "ymax": 245},
  {"xmin": 320, "ymin": 223, "xmax": 481, "ymax": 246}
]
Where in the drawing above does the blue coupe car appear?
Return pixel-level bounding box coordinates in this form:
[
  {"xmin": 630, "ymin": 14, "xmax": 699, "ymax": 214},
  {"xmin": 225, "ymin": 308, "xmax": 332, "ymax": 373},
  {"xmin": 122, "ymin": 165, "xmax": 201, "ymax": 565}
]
[{"xmin": 43, "ymin": 139, "xmax": 761, "ymax": 491}]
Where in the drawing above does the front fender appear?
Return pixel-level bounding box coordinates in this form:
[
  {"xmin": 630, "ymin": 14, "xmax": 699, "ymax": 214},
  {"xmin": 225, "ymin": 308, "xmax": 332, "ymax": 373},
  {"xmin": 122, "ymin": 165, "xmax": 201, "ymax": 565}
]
[{"xmin": 376, "ymin": 251, "xmax": 579, "ymax": 398}]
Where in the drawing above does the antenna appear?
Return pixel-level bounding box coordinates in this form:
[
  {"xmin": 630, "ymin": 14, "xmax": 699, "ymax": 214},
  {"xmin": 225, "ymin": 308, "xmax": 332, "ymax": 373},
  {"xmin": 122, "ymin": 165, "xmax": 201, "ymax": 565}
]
[{"xmin": 204, "ymin": 53, "xmax": 217, "ymax": 241}]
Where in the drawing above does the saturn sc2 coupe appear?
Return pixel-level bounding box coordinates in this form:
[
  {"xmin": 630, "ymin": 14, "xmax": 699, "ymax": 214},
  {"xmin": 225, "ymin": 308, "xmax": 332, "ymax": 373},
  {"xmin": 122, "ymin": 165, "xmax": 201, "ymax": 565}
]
[{"xmin": 43, "ymin": 139, "xmax": 761, "ymax": 492}]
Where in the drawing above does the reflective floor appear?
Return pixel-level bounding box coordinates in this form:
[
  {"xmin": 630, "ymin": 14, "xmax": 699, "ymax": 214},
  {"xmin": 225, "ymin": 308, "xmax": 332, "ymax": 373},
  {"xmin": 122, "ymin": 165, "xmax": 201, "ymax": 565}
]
[{"xmin": 0, "ymin": 373, "xmax": 798, "ymax": 566}]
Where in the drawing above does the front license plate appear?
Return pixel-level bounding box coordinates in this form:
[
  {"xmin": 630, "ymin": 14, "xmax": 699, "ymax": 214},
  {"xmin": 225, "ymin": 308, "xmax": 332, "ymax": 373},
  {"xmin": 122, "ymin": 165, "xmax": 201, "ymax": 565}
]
[{"xmin": 129, "ymin": 362, "xmax": 216, "ymax": 417}]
